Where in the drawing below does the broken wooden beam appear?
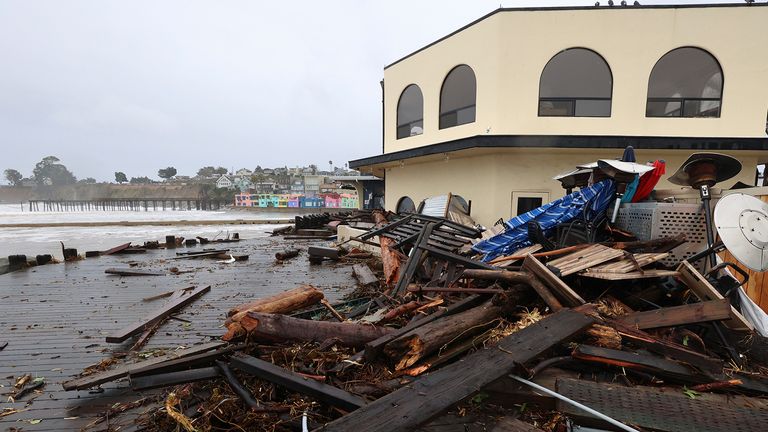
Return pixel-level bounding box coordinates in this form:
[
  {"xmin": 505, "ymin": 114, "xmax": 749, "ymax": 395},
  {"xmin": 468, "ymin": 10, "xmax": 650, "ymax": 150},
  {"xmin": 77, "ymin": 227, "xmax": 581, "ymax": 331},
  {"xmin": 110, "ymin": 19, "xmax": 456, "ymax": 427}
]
[
  {"xmin": 105, "ymin": 267, "xmax": 165, "ymax": 276},
  {"xmin": 318, "ymin": 309, "xmax": 595, "ymax": 431},
  {"xmin": 308, "ymin": 246, "xmax": 343, "ymax": 263},
  {"xmin": 130, "ymin": 366, "xmax": 220, "ymax": 390},
  {"xmin": 384, "ymin": 300, "xmax": 503, "ymax": 370},
  {"xmin": 239, "ymin": 312, "xmax": 392, "ymax": 347},
  {"xmin": 521, "ymin": 254, "xmax": 585, "ymax": 307},
  {"xmin": 364, "ymin": 295, "xmax": 485, "ymax": 362},
  {"xmin": 231, "ymin": 354, "xmax": 366, "ymax": 411},
  {"xmin": 677, "ymin": 261, "xmax": 754, "ymax": 332},
  {"xmin": 62, "ymin": 341, "xmax": 226, "ymax": 390},
  {"xmin": 616, "ymin": 299, "xmax": 733, "ymax": 330},
  {"xmin": 352, "ymin": 264, "xmax": 378, "ymax": 287},
  {"xmin": 224, "ymin": 285, "xmax": 324, "ymax": 341},
  {"xmin": 572, "ymin": 344, "xmax": 702, "ymax": 383},
  {"xmin": 461, "ymin": 267, "xmax": 564, "ymax": 311},
  {"xmin": 275, "ymin": 248, "xmax": 300, "ymax": 261},
  {"xmin": 101, "ymin": 242, "xmax": 132, "ymax": 256},
  {"xmin": 106, "ymin": 285, "xmax": 210, "ymax": 343}
]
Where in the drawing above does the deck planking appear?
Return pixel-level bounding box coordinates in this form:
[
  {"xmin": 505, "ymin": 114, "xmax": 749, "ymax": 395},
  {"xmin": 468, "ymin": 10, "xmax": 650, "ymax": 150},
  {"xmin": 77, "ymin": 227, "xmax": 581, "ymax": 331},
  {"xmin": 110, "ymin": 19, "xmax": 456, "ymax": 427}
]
[{"xmin": 0, "ymin": 233, "xmax": 356, "ymax": 431}]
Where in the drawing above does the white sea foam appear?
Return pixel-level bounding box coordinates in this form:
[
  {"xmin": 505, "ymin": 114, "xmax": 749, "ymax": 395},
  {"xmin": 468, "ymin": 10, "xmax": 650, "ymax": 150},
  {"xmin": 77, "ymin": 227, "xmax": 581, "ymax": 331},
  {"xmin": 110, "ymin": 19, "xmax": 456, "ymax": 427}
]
[{"xmin": 0, "ymin": 204, "xmax": 296, "ymax": 258}]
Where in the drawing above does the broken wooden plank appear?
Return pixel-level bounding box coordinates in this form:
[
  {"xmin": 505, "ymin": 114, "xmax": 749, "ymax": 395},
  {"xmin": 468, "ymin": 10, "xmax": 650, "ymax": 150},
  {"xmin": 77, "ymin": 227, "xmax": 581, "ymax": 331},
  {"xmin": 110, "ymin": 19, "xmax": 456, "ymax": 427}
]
[
  {"xmin": 522, "ymin": 254, "xmax": 585, "ymax": 306},
  {"xmin": 176, "ymin": 249, "xmax": 229, "ymax": 256},
  {"xmin": 587, "ymin": 252, "xmax": 669, "ymax": 273},
  {"xmin": 130, "ymin": 366, "xmax": 220, "ymax": 390},
  {"xmin": 129, "ymin": 344, "xmax": 243, "ymax": 377},
  {"xmin": 352, "ymin": 264, "xmax": 378, "ymax": 287},
  {"xmin": 572, "ymin": 344, "xmax": 702, "ymax": 383},
  {"xmin": 101, "ymin": 242, "xmax": 132, "ymax": 256},
  {"xmin": 609, "ymin": 319, "xmax": 724, "ymax": 373},
  {"xmin": 546, "ymin": 244, "xmax": 624, "ymax": 277},
  {"xmin": 616, "ymin": 299, "xmax": 733, "ymax": 330},
  {"xmin": 231, "ymin": 354, "xmax": 366, "ymax": 411},
  {"xmin": 105, "ymin": 267, "xmax": 166, "ymax": 276},
  {"xmin": 106, "ymin": 285, "xmax": 210, "ymax": 343},
  {"xmin": 62, "ymin": 341, "xmax": 226, "ymax": 390},
  {"xmin": 318, "ymin": 309, "xmax": 595, "ymax": 431},
  {"xmin": 581, "ymin": 269, "xmax": 679, "ymax": 280},
  {"xmin": 677, "ymin": 261, "xmax": 754, "ymax": 332}
]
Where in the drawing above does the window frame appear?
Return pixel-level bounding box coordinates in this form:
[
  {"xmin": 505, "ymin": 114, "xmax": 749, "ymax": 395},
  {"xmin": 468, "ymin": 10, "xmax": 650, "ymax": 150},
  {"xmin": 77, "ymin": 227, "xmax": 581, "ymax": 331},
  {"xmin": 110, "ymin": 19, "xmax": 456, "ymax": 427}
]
[
  {"xmin": 645, "ymin": 46, "xmax": 724, "ymax": 119},
  {"xmin": 511, "ymin": 191, "xmax": 550, "ymax": 218},
  {"xmin": 538, "ymin": 48, "xmax": 613, "ymax": 118},
  {"xmin": 396, "ymin": 84, "xmax": 425, "ymax": 140},
  {"xmin": 439, "ymin": 64, "xmax": 477, "ymax": 130},
  {"xmin": 396, "ymin": 196, "xmax": 416, "ymax": 214}
]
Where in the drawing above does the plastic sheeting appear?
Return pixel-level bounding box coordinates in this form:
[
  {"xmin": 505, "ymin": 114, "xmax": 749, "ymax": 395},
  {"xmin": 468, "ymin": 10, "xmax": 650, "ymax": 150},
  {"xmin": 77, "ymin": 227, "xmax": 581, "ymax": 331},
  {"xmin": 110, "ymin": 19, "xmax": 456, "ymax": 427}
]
[{"xmin": 472, "ymin": 179, "xmax": 616, "ymax": 261}]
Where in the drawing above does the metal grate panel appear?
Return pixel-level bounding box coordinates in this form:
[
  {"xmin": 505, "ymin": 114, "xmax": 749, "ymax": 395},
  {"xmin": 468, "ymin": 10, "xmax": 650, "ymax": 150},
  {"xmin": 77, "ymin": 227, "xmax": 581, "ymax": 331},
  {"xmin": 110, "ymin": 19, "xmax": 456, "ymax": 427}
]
[
  {"xmin": 614, "ymin": 202, "xmax": 708, "ymax": 271},
  {"xmin": 557, "ymin": 378, "xmax": 768, "ymax": 432}
]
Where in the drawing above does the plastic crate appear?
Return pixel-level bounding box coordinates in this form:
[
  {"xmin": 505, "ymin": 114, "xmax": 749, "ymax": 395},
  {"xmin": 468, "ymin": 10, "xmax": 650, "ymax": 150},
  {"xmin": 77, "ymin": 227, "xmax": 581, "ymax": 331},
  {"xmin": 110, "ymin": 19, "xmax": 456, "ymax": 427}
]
[{"xmin": 613, "ymin": 202, "xmax": 708, "ymax": 270}]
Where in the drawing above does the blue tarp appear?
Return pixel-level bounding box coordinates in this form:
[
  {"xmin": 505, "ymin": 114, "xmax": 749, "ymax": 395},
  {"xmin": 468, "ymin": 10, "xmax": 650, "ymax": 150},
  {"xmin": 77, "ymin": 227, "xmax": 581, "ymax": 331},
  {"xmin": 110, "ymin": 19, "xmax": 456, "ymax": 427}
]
[{"xmin": 472, "ymin": 179, "xmax": 616, "ymax": 261}]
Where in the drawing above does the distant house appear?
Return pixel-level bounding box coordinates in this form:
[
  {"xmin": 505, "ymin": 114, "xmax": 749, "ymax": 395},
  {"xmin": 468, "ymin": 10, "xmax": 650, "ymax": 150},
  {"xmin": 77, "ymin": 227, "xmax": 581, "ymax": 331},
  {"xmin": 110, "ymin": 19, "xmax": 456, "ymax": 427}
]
[
  {"xmin": 216, "ymin": 175, "xmax": 233, "ymax": 189},
  {"xmin": 303, "ymin": 175, "xmax": 324, "ymax": 197},
  {"xmin": 235, "ymin": 168, "xmax": 253, "ymax": 177},
  {"xmin": 263, "ymin": 168, "xmax": 275, "ymax": 175},
  {"xmin": 232, "ymin": 176, "xmax": 253, "ymax": 191}
]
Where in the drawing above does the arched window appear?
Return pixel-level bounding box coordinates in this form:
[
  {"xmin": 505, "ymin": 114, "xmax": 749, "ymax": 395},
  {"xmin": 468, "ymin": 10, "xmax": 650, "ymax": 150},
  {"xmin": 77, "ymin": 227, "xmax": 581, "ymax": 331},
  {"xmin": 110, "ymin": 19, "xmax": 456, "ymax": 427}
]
[
  {"xmin": 646, "ymin": 47, "xmax": 723, "ymax": 118},
  {"xmin": 396, "ymin": 196, "xmax": 416, "ymax": 214},
  {"xmin": 439, "ymin": 65, "xmax": 476, "ymax": 129},
  {"xmin": 396, "ymin": 85, "xmax": 424, "ymax": 139},
  {"xmin": 539, "ymin": 48, "xmax": 612, "ymax": 117}
]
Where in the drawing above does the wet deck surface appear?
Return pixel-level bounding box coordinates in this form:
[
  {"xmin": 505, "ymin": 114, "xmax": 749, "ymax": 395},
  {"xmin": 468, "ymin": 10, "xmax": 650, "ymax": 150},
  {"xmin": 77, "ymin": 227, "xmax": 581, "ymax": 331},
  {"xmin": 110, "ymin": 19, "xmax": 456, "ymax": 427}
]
[{"xmin": 0, "ymin": 232, "xmax": 355, "ymax": 431}]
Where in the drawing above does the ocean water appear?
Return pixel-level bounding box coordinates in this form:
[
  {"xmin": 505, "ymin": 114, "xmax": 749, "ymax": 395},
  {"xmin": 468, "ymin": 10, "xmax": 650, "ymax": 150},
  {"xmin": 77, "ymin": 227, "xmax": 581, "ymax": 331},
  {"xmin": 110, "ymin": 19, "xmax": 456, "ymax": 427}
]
[{"xmin": 0, "ymin": 204, "xmax": 296, "ymax": 259}]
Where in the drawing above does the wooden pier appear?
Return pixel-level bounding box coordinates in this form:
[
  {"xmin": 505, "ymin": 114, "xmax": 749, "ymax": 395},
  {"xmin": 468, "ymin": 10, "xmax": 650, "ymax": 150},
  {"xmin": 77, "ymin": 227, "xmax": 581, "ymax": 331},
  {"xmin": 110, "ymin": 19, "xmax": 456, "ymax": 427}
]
[{"xmin": 27, "ymin": 198, "xmax": 225, "ymax": 212}]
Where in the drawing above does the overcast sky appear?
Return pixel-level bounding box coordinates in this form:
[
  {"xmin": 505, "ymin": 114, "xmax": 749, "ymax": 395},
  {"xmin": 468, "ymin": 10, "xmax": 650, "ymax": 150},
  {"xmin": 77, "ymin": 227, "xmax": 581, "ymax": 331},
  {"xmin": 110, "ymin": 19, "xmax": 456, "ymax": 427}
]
[{"xmin": 0, "ymin": 0, "xmax": 739, "ymax": 182}]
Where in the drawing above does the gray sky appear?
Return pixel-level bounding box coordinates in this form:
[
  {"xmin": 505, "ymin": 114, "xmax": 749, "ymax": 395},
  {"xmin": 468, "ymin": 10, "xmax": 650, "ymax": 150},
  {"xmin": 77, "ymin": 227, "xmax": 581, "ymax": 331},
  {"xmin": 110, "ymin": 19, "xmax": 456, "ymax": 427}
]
[{"xmin": 0, "ymin": 0, "xmax": 738, "ymax": 182}]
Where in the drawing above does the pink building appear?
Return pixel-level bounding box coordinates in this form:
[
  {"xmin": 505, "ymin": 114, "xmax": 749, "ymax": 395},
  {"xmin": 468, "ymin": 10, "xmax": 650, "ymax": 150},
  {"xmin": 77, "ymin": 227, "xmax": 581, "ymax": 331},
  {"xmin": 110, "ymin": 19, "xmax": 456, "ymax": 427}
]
[{"xmin": 324, "ymin": 193, "xmax": 340, "ymax": 208}]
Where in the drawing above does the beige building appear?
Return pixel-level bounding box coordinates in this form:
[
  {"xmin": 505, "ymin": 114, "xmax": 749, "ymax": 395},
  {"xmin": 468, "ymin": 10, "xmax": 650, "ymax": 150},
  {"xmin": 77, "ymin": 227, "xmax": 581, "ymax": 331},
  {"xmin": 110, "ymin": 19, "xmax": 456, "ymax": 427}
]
[{"xmin": 349, "ymin": 3, "xmax": 768, "ymax": 227}]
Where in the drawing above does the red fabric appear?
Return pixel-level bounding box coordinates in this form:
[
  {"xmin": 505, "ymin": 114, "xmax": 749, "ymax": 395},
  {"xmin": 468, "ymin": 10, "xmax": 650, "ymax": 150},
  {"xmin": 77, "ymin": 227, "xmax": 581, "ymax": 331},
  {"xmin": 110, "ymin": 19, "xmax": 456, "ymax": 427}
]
[{"xmin": 632, "ymin": 160, "xmax": 666, "ymax": 203}]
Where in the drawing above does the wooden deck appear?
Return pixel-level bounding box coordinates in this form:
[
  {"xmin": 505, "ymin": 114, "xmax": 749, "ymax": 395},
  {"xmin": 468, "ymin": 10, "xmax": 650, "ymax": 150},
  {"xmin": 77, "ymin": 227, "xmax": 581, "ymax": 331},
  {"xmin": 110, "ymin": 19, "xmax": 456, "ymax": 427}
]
[{"xmin": 0, "ymin": 233, "xmax": 356, "ymax": 431}]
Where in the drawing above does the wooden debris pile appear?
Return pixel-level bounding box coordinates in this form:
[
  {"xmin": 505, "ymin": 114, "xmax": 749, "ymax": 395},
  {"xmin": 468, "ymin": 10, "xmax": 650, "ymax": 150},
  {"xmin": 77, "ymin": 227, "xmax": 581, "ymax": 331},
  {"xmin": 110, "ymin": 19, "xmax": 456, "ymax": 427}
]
[{"xmin": 72, "ymin": 211, "xmax": 768, "ymax": 432}]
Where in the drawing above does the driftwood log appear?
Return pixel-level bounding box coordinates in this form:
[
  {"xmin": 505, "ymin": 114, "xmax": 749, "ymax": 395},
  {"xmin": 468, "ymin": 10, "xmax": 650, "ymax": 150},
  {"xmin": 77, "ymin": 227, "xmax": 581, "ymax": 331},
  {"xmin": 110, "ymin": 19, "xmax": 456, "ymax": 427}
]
[
  {"xmin": 241, "ymin": 312, "xmax": 393, "ymax": 347},
  {"xmin": 373, "ymin": 211, "xmax": 402, "ymax": 287},
  {"xmin": 223, "ymin": 285, "xmax": 324, "ymax": 341},
  {"xmin": 384, "ymin": 300, "xmax": 503, "ymax": 370}
]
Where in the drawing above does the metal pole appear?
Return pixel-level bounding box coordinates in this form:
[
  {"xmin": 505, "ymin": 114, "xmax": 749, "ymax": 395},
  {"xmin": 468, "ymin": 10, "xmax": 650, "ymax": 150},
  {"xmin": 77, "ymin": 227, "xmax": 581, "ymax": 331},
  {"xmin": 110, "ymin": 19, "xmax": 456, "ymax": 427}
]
[
  {"xmin": 700, "ymin": 185, "xmax": 717, "ymax": 268},
  {"xmin": 508, "ymin": 375, "xmax": 641, "ymax": 432}
]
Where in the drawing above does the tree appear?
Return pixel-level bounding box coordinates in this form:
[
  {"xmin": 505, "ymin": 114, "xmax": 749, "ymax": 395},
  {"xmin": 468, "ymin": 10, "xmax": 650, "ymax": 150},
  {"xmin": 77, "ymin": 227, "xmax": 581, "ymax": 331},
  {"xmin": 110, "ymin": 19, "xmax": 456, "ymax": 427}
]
[
  {"xmin": 130, "ymin": 176, "xmax": 153, "ymax": 184},
  {"xmin": 32, "ymin": 156, "xmax": 76, "ymax": 186},
  {"xmin": 197, "ymin": 166, "xmax": 227, "ymax": 178},
  {"xmin": 115, "ymin": 172, "xmax": 128, "ymax": 184},
  {"xmin": 78, "ymin": 177, "xmax": 97, "ymax": 184},
  {"xmin": 4, "ymin": 169, "xmax": 23, "ymax": 186},
  {"xmin": 309, "ymin": 164, "xmax": 318, "ymax": 175},
  {"xmin": 158, "ymin": 167, "xmax": 177, "ymax": 180}
]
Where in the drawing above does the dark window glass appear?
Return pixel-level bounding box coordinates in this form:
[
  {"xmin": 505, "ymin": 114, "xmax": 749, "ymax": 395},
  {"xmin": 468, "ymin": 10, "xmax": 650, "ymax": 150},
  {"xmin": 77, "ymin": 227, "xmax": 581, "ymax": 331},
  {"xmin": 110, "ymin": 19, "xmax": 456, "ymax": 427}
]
[
  {"xmin": 539, "ymin": 48, "xmax": 612, "ymax": 117},
  {"xmin": 517, "ymin": 197, "xmax": 543, "ymax": 216},
  {"xmin": 396, "ymin": 196, "xmax": 416, "ymax": 214},
  {"xmin": 646, "ymin": 47, "xmax": 723, "ymax": 118},
  {"xmin": 440, "ymin": 65, "xmax": 476, "ymax": 129},
  {"xmin": 396, "ymin": 85, "xmax": 424, "ymax": 139}
]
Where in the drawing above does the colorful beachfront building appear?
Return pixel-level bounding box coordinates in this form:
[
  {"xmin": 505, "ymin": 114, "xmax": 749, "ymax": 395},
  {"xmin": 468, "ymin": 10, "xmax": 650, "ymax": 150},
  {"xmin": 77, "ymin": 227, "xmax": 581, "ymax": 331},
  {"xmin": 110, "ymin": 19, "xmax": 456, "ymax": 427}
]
[{"xmin": 234, "ymin": 193, "xmax": 359, "ymax": 209}]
